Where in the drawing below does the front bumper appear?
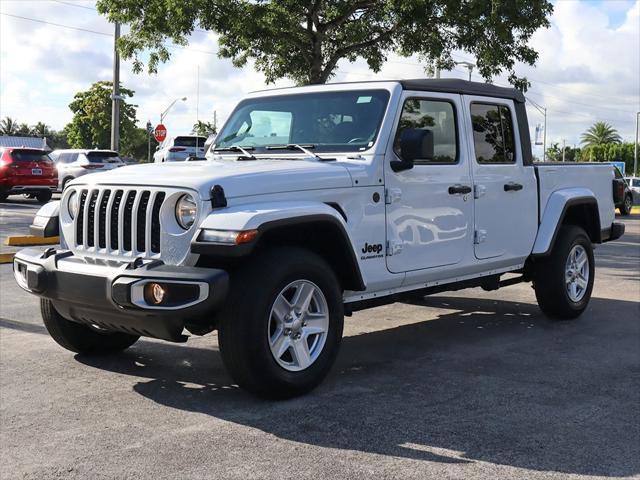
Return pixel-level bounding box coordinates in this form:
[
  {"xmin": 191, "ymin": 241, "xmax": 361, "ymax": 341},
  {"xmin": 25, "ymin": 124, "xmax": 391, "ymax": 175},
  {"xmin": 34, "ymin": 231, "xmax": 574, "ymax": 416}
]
[{"xmin": 13, "ymin": 248, "xmax": 229, "ymax": 342}]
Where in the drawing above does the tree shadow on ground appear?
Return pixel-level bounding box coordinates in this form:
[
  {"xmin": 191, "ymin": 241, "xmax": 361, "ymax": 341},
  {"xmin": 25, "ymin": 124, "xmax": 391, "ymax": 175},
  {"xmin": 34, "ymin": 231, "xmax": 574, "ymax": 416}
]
[{"xmin": 76, "ymin": 295, "xmax": 640, "ymax": 477}]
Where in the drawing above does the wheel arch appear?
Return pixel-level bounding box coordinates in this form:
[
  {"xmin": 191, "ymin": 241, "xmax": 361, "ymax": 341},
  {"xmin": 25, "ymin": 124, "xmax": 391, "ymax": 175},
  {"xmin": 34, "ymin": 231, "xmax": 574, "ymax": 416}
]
[
  {"xmin": 532, "ymin": 191, "xmax": 601, "ymax": 256},
  {"xmin": 193, "ymin": 201, "xmax": 366, "ymax": 291}
]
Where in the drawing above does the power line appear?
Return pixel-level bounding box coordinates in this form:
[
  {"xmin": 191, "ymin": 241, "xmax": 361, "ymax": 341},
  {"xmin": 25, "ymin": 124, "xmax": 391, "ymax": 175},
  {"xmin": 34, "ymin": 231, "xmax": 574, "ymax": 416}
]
[{"xmin": 0, "ymin": 12, "xmax": 112, "ymax": 36}]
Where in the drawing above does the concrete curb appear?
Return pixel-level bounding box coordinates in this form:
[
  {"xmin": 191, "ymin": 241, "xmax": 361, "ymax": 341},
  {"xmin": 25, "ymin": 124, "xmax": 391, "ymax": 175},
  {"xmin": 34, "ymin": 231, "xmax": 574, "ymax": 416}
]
[
  {"xmin": 0, "ymin": 253, "xmax": 15, "ymax": 264},
  {"xmin": 5, "ymin": 236, "xmax": 59, "ymax": 246}
]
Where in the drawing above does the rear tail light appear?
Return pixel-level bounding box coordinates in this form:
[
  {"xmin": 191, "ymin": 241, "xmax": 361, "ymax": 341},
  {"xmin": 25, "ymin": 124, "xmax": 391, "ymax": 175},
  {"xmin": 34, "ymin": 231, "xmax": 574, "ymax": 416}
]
[
  {"xmin": 0, "ymin": 151, "xmax": 13, "ymax": 168},
  {"xmin": 82, "ymin": 165, "xmax": 104, "ymax": 170},
  {"xmin": 169, "ymin": 147, "xmax": 186, "ymax": 152}
]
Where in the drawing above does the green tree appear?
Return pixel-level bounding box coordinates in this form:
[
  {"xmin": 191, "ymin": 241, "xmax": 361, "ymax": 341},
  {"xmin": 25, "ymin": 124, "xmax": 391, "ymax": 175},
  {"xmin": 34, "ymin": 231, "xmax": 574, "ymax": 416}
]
[
  {"xmin": 97, "ymin": 0, "xmax": 552, "ymax": 88},
  {"xmin": 66, "ymin": 81, "xmax": 138, "ymax": 150},
  {"xmin": 31, "ymin": 122, "xmax": 51, "ymax": 137},
  {"xmin": 580, "ymin": 121, "xmax": 622, "ymax": 147},
  {"xmin": 16, "ymin": 123, "xmax": 31, "ymax": 136},
  {"xmin": 120, "ymin": 127, "xmax": 158, "ymax": 162},
  {"xmin": 192, "ymin": 120, "xmax": 217, "ymax": 136},
  {"xmin": 0, "ymin": 117, "xmax": 19, "ymax": 135}
]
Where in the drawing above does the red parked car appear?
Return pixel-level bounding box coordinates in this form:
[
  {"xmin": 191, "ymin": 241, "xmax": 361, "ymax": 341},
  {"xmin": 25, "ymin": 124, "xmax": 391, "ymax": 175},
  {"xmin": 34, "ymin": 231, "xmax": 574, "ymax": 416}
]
[{"xmin": 0, "ymin": 147, "xmax": 57, "ymax": 203}]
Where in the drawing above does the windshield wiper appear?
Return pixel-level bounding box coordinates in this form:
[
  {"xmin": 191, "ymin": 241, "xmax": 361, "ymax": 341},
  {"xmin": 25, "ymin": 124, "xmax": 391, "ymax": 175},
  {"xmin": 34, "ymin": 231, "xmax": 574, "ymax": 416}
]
[
  {"xmin": 213, "ymin": 145, "xmax": 256, "ymax": 159},
  {"xmin": 264, "ymin": 143, "xmax": 329, "ymax": 161}
]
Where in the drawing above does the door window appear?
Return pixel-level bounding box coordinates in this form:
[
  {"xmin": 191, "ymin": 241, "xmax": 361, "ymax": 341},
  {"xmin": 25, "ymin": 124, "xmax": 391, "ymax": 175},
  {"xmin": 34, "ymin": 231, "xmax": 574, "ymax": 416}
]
[
  {"xmin": 470, "ymin": 103, "xmax": 515, "ymax": 164},
  {"xmin": 394, "ymin": 99, "xmax": 457, "ymax": 164}
]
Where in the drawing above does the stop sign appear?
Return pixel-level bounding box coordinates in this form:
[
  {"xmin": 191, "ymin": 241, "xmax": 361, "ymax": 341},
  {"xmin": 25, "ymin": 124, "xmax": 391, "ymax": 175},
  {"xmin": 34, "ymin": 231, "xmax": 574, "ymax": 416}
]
[{"xmin": 154, "ymin": 124, "xmax": 167, "ymax": 143}]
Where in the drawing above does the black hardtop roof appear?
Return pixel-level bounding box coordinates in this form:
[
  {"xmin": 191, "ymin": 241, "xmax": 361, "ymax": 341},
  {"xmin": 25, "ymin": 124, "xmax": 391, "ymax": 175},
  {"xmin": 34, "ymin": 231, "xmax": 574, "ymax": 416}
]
[{"xmin": 400, "ymin": 79, "xmax": 525, "ymax": 103}]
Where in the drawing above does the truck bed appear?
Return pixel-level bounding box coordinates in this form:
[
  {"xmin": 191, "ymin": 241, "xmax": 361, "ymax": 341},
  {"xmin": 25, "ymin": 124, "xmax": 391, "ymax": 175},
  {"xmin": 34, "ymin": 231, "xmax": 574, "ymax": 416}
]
[{"xmin": 534, "ymin": 162, "xmax": 615, "ymax": 235}]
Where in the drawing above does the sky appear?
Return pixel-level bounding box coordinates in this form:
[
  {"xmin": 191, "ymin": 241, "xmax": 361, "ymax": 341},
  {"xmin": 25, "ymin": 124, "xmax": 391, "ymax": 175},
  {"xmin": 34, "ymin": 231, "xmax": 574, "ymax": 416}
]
[{"xmin": 0, "ymin": 0, "xmax": 639, "ymax": 159}]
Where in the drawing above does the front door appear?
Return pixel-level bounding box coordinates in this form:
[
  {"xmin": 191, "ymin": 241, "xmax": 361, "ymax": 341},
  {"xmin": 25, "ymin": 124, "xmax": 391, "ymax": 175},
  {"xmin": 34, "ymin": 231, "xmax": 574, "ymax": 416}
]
[
  {"xmin": 385, "ymin": 92, "xmax": 473, "ymax": 274},
  {"xmin": 463, "ymin": 97, "xmax": 538, "ymax": 261}
]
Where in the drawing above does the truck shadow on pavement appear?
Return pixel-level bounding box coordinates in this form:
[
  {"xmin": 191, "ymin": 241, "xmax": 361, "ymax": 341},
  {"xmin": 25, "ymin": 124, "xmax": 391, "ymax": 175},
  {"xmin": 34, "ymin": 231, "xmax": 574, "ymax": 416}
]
[{"xmin": 75, "ymin": 295, "xmax": 640, "ymax": 477}]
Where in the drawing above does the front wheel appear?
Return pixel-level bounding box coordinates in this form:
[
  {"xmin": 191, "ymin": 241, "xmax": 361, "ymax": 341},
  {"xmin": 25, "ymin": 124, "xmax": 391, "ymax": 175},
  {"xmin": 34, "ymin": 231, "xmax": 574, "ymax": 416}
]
[
  {"xmin": 218, "ymin": 247, "xmax": 344, "ymax": 398},
  {"xmin": 533, "ymin": 225, "xmax": 595, "ymax": 319},
  {"xmin": 41, "ymin": 299, "xmax": 139, "ymax": 354},
  {"xmin": 619, "ymin": 195, "xmax": 632, "ymax": 216}
]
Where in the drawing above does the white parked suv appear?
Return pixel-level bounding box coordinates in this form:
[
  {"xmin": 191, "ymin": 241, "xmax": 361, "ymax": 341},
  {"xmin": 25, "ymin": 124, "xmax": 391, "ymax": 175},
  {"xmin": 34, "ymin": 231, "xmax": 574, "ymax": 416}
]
[
  {"xmin": 50, "ymin": 149, "xmax": 125, "ymax": 191},
  {"xmin": 153, "ymin": 135, "xmax": 207, "ymax": 162},
  {"xmin": 624, "ymin": 176, "xmax": 640, "ymax": 204},
  {"xmin": 15, "ymin": 79, "xmax": 625, "ymax": 398}
]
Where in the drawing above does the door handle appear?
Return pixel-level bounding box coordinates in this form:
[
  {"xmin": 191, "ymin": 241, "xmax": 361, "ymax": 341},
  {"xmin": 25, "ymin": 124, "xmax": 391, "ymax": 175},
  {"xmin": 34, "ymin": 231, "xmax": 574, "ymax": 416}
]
[
  {"xmin": 448, "ymin": 184, "xmax": 472, "ymax": 195},
  {"xmin": 504, "ymin": 182, "xmax": 523, "ymax": 192}
]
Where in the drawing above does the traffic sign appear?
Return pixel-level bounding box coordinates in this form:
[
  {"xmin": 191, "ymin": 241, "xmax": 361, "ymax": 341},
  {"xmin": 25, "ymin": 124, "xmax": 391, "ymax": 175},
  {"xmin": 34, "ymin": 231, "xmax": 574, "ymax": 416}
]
[{"xmin": 154, "ymin": 124, "xmax": 167, "ymax": 143}]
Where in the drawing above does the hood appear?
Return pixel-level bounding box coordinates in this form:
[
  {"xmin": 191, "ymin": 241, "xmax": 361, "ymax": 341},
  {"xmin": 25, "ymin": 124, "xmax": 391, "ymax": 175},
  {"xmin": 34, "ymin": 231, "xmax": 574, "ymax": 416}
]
[{"xmin": 72, "ymin": 158, "xmax": 354, "ymax": 199}]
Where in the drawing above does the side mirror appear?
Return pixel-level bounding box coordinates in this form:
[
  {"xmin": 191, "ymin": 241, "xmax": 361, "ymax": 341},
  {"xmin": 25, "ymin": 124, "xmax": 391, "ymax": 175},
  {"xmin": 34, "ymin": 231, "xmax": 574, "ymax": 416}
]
[{"xmin": 391, "ymin": 128, "xmax": 434, "ymax": 172}]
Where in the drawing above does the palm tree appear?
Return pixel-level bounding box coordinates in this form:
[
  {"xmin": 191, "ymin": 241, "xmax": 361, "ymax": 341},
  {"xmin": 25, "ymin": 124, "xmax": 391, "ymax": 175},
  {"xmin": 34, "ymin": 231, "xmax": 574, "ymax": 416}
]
[
  {"xmin": 580, "ymin": 121, "xmax": 622, "ymax": 147},
  {"xmin": 31, "ymin": 122, "xmax": 50, "ymax": 137},
  {"xmin": 0, "ymin": 116, "xmax": 18, "ymax": 135}
]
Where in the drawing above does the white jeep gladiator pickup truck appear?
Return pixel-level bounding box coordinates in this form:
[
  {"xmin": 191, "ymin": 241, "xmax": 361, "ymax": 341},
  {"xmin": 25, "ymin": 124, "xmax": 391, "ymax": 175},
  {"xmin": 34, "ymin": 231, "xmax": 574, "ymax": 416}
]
[{"xmin": 14, "ymin": 79, "xmax": 625, "ymax": 398}]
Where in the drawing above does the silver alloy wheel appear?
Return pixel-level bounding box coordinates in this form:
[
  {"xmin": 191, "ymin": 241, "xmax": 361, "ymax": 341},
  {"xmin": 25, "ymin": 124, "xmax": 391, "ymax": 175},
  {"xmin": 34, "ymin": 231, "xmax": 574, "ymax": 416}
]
[
  {"xmin": 267, "ymin": 279, "xmax": 329, "ymax": 372},
  {"xmin": 565, "ymin": 244, "xmax": 589, "ymax": 302},
  {"xmin": 625, "ymin": 196, "xmax": 632, "ymax": 211}
]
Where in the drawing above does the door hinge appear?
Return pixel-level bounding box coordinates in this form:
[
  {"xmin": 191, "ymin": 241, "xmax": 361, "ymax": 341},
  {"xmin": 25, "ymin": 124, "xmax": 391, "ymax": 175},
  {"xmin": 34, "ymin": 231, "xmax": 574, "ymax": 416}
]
[
  {"xmin": 474, "ymin": 229, "xmax": 487, "ymax": 244},
  {"xmin": 386, "ymin": 240, "xmax": 403, "ymax": 256},
  {"xmin": 385, "ymin": 188, "xmax": 402, "ymax": 204},
  {"xmin": 474, "ymin": 184, "xmax": 486, "ymax": 199}
]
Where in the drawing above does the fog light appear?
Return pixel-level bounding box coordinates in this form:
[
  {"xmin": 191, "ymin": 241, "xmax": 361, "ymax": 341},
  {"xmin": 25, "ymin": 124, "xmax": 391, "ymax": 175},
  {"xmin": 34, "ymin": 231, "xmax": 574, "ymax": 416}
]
[{"xmin": 144, "ymin": 282, "xmax": 167, "ymax": 305}]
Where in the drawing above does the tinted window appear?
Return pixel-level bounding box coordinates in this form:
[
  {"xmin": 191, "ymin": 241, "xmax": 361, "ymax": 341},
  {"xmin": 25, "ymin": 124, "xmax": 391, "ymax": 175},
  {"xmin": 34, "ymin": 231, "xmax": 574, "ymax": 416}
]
[
  {"xmin": 471, "ymin": 103, "xmax": 515, "ymax": 163},
  {"xmin": 174, "ymin": 136, "xmax": 207, "ymax": 147},
  {"xmin": 632, "ymin": 179, "xmax": 640, "ymax": 187},
  {"xmin": 394, "ymin": 99, "xmax": 457, "ymax": 164},
  {"xmin": 215, "ymin": 90, "xmax": 390, "ymax": 153},
  {"xmin": 86, "ymin": 151, "xmax": 121, "ymax": 163},
  {"xmin": 10, "ymin": 149, "xmax": 52, "ymax": 162}
]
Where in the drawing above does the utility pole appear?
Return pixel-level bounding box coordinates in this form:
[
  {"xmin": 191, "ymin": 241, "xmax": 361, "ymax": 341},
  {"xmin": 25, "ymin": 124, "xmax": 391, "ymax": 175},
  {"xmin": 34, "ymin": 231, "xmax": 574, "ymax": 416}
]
[
  {"xmin": 634, "ymin": 111, "xmax": 639, "ymax": 176},
  {"xmin": 110, "ymin": 22, "xmax": 121, "ymax": 152},
  {"xmin": 562, "ymin": 139, "xmax": 566, "ymax": 162}
]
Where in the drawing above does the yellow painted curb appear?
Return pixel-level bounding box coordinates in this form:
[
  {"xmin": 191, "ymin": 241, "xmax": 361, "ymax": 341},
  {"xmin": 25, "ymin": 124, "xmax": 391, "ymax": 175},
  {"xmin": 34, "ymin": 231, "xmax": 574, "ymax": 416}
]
[
  {"xmin": 0, "ymin": 253, "xmax": 15, "ymax": 264},
  {"xmin": 631, "ymin": 206, "xmax": 640, "ymax": 214},
  {"xmin": 5, "ymin": 236, "xmax": 59, "ymax": 246}
]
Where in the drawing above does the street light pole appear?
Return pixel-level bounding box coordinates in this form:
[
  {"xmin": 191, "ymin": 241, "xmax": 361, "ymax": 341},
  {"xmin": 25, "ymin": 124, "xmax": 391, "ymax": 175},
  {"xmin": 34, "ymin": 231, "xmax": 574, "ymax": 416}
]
[
  {"xmin": 146, "ymin": 120, "xmax": 152, "ymax": 163},
  {"xmin": 454, "ymin": 61, "xmax": 475, "ymax": 81},
  {"xmin": 526, "ymin": 96, "xmax": 547, "ymax": 162},
  {"xmin": 160, "ymin": 97, "xmax": 187, "ymax": 123},
  {"xmin": 110, "ymin": 21, "xmax": 121, "ymax": 152}
]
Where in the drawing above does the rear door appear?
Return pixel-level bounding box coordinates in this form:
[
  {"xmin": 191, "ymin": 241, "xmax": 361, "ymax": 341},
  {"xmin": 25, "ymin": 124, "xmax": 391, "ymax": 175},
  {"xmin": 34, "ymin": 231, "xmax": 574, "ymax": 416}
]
[
  {"xmin": 385, "ymin": 92, "xmax": 473, "ymax": 273},
  {"xmin": 463, "ymin": 97, "xmax": 537, "ymax": 262}
]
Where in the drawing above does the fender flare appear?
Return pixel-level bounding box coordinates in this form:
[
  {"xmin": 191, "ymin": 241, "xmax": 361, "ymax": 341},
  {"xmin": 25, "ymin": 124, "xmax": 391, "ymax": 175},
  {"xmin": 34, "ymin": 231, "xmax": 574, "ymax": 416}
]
[
  {"xmin": 532, "ymin": 188, "xmax": 600, "ymax": 256},
  {"xmin": 192, "ymin": 201, "xmax": 365, "ymax": 290}
]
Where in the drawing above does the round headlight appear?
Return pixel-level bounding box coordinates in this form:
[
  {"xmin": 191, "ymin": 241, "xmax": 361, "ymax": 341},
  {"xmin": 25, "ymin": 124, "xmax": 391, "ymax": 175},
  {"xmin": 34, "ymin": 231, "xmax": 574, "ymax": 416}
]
[
  {"xmin": 67, "ymin": 191, "xmax": 79, "ymax": 219},
  {"xmin": 175, "ymin": 194, "xmax": 197, "ymax": 230}
]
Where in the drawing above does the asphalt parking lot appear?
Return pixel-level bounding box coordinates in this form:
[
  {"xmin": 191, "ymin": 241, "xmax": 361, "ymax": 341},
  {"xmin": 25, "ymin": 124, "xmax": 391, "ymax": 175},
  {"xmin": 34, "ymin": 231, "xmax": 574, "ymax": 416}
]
[
  {"xmin": 0, "ymin": 211, "xmax": 638, "ymax": 479},
  {"xmin": 0, "ymin": 194, "xmax": 61, "ymax": 255}
]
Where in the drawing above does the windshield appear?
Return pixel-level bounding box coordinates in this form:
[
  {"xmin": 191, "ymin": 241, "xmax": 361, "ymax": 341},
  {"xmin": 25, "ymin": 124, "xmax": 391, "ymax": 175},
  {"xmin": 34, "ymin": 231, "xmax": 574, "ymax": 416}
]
[
  {"xmin": 215, "ymin": 90, "xmax": 390, "ymax": 153},
  {"xmin": 86, "ymin": 151, "xmax": 121, "ymax": 163},
  {"xmin": 10, "ymin": 149, "xmax": 52, "ymax": 162}
]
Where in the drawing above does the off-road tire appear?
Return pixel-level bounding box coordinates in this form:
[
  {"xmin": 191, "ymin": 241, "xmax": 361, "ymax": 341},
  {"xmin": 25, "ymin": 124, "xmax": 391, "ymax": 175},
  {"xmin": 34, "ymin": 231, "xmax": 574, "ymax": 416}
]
[
  {"xmin": 41, "ymin": 299, "xmax": 139, "ymax": 354},
  {"xmin": 218, "ymin": 247, "xmax": 344, "ymax": 399},
  {"xmin": 36, "ymin": 190, "xmax": 52, "ymax": 204},
  {"xmin": 533, "ymin": 225, "xmax": 594, "ymax": 320}
]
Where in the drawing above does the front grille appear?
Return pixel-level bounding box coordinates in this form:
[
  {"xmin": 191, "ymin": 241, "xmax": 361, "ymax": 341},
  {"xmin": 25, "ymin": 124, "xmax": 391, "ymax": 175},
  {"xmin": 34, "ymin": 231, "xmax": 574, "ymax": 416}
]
[{"xmin": 73, "ymin": 187, "xmax": 166, "ymax": 256}]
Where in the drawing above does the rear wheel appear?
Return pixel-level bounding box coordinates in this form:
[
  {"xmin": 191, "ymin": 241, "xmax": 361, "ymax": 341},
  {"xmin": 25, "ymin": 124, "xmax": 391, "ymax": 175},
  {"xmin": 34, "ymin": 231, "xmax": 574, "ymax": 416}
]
[
  {"xmin": 41, "ymin": 299, "xmax": 139, "ymax": 354},
  {"xmin": 36, "ymin": 190, "xmax": 52, "ymax": 204},
  {"xmin": 619, "ymin": 195, "xmax": 632, "ymax": 216},
  {"xmin": 218, "ymin": 247, "xmax": 344, "ymax": 399},
  {"xmin": 533, "ymin": 225, "xmax": 594, "ymax": 319}
]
